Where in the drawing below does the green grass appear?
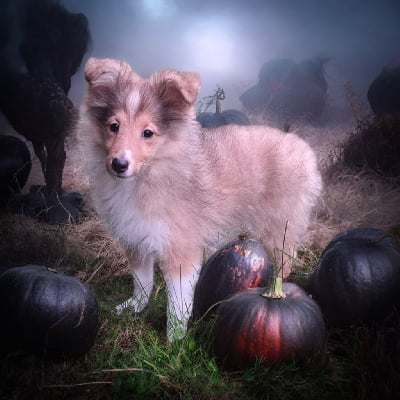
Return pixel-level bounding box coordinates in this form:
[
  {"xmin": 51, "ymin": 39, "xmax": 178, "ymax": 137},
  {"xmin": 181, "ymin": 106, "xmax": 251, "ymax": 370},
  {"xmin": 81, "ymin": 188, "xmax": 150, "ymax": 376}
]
[{"xmin": 1, "ymin": 213, "xmax": 400, "ymax": 400}]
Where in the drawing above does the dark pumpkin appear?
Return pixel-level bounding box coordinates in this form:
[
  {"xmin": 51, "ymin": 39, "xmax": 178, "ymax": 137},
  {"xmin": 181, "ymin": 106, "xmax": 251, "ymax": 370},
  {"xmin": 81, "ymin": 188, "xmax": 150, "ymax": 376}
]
[
  {"xmin": 0, "ymin": 265, "xmax": 99, "ymax": 358},
  {"xmin": 196, "ymin": 109, "xmax": 250, "ymax": 128},
  {"xmin": 211, "ymin": 282, "xmax": 326, "ymax": 368},
  {"xmin": 308, "ymin": 227, "xmax": 400, "ymax": 327},
  {"xmin": 193, "ymin": 238, "xmax": 273, "ymax": 320},
  {"xmin": 367, "ymin": 65, "xmax": 400, "ymax": 117}
]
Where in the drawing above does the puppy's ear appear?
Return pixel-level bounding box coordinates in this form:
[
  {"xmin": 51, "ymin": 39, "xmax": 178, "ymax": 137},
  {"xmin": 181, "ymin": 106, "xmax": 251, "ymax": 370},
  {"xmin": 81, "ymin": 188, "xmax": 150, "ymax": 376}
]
[
  {"xmin": 84, "ymin": 57, "xmax": 133, "ymax": 85},
  {"xmin": 152, "ymin": 69, "xmax": 201, "ymax": 108}
]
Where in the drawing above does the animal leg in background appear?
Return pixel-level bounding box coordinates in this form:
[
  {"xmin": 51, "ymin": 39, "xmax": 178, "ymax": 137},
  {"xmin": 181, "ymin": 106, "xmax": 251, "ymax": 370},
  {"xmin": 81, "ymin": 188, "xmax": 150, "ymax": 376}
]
[
  {"xmin": 32, "ymin": 142, "xmax": 47, "ymax": 177},
  {"xmin": 44, "ymin": 137, "xmax": 66, "ymax": 196}
]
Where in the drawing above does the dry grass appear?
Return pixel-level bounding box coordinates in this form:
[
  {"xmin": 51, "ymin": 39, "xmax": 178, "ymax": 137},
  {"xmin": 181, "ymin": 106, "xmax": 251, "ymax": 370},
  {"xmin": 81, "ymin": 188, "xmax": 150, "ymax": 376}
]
[
  {"xmin": 308, "ymin": 168, "xmax": 400, "ymax": 250},
  {"xmin": 67, "ymin": 216, "xmax": 129, "ymax": 281},
  {"xmin": 296, "ymin": 115, "xmax": 400, "ymax": 252},
  {"xmin": 337, "ymin": 115, "xmax": 400, "ymax": 176}
]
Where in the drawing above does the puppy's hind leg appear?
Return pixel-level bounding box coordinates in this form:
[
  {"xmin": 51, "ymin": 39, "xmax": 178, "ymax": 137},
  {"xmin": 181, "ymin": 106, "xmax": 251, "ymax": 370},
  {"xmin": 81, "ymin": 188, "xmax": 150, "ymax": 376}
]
[{"xmin": 116, "ymin": 252, "xmax": 155, "ymax": 315}]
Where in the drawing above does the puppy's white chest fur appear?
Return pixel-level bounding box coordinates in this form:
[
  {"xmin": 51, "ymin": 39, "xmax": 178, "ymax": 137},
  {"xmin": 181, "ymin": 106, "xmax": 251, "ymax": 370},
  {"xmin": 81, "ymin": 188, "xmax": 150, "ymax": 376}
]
[{"xmin": 92, "ymin": 175, "xmax": 170, "ymax": 257}]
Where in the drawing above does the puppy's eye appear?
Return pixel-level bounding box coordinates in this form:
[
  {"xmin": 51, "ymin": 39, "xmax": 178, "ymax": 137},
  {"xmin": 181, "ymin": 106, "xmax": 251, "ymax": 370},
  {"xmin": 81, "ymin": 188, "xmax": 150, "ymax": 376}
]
[
  {"xmin": 142, "ymin": 129, "xmax": 154, "ymax": 139},
  {"xmin": 109, "ymin": 122, "xmax": 119, "ymax": 133}
]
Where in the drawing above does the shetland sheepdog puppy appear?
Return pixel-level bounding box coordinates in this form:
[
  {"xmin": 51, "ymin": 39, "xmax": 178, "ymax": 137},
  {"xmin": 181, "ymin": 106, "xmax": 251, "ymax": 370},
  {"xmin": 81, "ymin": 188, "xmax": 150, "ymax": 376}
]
[{"xmin": 78, "ymin": 57, "xmax": 322, "ymax": 341}]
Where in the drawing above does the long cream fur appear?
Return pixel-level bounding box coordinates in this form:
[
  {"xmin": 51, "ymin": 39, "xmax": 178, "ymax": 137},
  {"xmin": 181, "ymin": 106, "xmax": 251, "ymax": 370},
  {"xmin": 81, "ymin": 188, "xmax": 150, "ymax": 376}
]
[{"xmin": 78, "ymin": 57, "xmax": 323, "ymax": 341}]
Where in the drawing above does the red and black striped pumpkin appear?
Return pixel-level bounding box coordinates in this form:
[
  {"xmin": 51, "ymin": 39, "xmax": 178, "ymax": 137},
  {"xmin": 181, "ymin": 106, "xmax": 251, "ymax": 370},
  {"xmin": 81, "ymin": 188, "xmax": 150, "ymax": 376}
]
[
  {"xmin": 211, "ymin": 280, "xmax": 326, "ymax": 368},
  {"xmin": 193, "ymin": 237, "xmax": 273, "ymax": 320}
]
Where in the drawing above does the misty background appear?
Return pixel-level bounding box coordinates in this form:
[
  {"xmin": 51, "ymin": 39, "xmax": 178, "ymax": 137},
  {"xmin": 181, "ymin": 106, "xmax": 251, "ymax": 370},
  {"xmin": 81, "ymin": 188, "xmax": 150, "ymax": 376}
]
[
  {"xmin": 58, "ymin": 0, "xmax": 400, "ymax": 117},
  {"xmin": 0, "ymin": 0, "xmax": 399, "ymax": 117}
]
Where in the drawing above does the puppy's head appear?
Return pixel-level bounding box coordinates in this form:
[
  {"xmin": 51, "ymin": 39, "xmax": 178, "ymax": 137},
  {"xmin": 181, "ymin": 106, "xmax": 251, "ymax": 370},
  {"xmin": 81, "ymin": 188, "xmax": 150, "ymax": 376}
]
[{"xmin": 82, "ymin": 57, "xmax": 201, "ymax": 179}]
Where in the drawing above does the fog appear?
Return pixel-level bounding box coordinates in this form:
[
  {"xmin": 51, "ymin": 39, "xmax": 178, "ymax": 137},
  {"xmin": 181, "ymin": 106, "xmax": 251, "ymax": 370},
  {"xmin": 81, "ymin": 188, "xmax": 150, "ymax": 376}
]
[{"xmin": 18, "ymin": 0, "xmax": 400, "ymax": 113}]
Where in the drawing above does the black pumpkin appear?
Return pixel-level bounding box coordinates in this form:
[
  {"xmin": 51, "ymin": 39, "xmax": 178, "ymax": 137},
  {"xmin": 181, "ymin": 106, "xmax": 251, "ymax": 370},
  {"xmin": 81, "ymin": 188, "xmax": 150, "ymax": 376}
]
[
  {"xmin": 17, "ymin": 185, "xmax": 86, "ymax": 224},
  {"xmin": 367, "ymin": 65, "xmax": 400, "ymax": 117},
  {"xmin": 308, "ymin": 227, "xmax": 400, "ymax": 327},
  {"xmin": 0, "ymin": 265, "xmax": 99, "ymax": 358},
  {"xmin": 197, "ymin": 109, "xmax": 250, "ymax": 128},
  {"xmin": 211, "ymin": 281, "xmax": 326, "ymax": 368},
  {"xmin": 197, "ymin": 86, "xmax": 250, "ymax": 128},
  {"xmin": 193, "ymin": 238, "xmax": 274, "ymax": 320}
]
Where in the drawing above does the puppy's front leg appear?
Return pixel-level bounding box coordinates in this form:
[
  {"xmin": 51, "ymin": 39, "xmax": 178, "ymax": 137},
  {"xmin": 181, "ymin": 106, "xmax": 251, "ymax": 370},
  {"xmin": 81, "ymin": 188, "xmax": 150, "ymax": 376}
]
[
  {"xmin": 164, "ymin": 263, "xmax": 200, "ymax": 342},
  {"xmin": 116, "ymin": 252, "xmax": 154, "ymax": 315}
]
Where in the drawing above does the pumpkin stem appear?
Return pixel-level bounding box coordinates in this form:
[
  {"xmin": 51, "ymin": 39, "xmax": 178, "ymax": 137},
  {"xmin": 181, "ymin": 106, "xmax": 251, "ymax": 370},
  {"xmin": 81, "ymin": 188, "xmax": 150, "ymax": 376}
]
[
  {"xmin": 215, "ymin": 99, "xmax": 221, "ymax": 114},
  {"xmin": 238, "ymin": 232, "xmax": 249, "ymax": 241},
  {"xmin": 262, "ymin": 221, "xmax": 289, "ymax": 299},
  {"xmin": 215, "ymin": 86, "xmax": 225, "ymax": 114},
  {"xmin": 262, "ymin": 276, "xmax": 286, "ymax": 299}
]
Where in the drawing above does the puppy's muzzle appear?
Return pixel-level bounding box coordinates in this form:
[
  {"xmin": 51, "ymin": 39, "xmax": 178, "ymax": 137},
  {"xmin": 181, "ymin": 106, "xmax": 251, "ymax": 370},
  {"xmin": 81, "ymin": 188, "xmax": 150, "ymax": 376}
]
[{"xmin": 111, "ymin": 157, "xmax": 129, "ymax": 174}]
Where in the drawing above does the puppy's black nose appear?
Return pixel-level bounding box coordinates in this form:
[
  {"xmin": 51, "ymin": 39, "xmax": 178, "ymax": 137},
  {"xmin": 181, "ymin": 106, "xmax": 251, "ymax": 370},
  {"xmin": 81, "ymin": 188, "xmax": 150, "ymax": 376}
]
[{"xmin": 111, "ymin": 157, "xmax": 129, "ymax": 174}]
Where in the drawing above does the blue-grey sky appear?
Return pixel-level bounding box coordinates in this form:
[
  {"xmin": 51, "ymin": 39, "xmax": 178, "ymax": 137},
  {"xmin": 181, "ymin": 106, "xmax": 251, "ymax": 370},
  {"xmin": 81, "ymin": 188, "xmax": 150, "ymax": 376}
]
[{"xmin": 60, "ymin": 0, "xmax": 400, "ymax": 109}]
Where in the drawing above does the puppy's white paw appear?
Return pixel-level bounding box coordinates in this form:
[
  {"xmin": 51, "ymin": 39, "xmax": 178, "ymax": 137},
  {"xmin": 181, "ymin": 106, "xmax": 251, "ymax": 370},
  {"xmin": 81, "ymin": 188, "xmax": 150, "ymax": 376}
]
[
  {"xmin": 115, "ymin": 293, "xmax": 149, "ymax": 315},
  {"xmin": 167, "ymin": 315, "xmax": 188, "ymax": 342},
  {"xmin": 115, "ymin": 297, "xmax": 134, "ymax": 315}
]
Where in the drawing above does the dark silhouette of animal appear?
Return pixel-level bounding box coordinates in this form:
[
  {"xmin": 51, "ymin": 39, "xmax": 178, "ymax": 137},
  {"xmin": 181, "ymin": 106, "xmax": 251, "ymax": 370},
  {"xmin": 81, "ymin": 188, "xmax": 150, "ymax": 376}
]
[
  {"xmin": 0, "ymin": 0, "xmax": 90, "ymax": 222},
  {"xmin": 0, "ymin": 74, "xmax": 73, "ymax": 195},
  {"xmin": 240, "ymin": 58, "xmax": 328, "ymax": 127},
  {"xmin": 367, "ymin": 66, "xmax": 400, "ymax": 117},
  {"xmin": 0, "ymin": 135, "xmax": 31, "ymax": 204}
]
